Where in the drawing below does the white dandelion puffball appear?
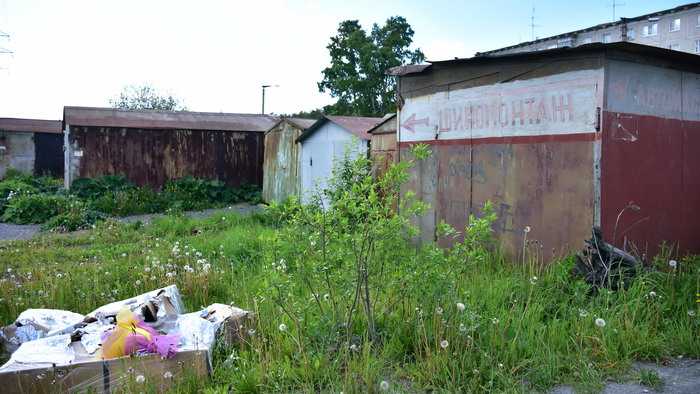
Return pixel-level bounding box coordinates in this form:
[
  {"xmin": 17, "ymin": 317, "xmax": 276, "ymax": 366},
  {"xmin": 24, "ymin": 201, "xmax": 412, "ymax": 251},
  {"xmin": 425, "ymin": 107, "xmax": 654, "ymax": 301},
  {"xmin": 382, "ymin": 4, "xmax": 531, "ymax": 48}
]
[
  {"xmin": 435, "ymin": 306, "xmax": 443, "ymax": 315},
  {"xmin": 278, "ymin": 323, "xmax": 287, "ymax": 332},
  {"xmin": 524, "ymin": 226, "xmax": 531, "ymax": 233},
  {"xmin": 530, "ymin": 276, "xmax": 538, "ymax": 284},
  {"xmin": 688, "ymin": 310, "xmax": 696, "ymax": 317},
  {"xmin": 669, "ymin": 260, "xmax": 677, "ymax": 269},
  {"xmin": 648, "ymin": 291, "xmax": 657, "ymax": 297},
  {"xmin": 456, "ymin": 302, "xmax": 466, "ymax": 312},
  {"xmin": 163, "ymin": 371, "xmax": 173, "ymax": 379},
  {"xmin": 440, "ymin": 339, "xmax": 449, "ymax": 349},
  {"xmin": 135, "ymin": 375, "xmax": 145, "ymax": 383},
  {"xmin": 380, "ymin": 381, "xmax": 390, "ymax": 391},
  {"xmin": 595, "ymin": 318, "xmax": 606, "ymax": 328}
]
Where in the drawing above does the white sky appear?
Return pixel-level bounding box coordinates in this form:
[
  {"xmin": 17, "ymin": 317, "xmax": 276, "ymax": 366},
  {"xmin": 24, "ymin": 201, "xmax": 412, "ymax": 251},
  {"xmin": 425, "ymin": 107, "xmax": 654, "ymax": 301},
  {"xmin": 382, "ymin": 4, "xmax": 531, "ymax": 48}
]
[{"xmin": 0, "ymin": 0, "xmax": 687, "ymax": 120}]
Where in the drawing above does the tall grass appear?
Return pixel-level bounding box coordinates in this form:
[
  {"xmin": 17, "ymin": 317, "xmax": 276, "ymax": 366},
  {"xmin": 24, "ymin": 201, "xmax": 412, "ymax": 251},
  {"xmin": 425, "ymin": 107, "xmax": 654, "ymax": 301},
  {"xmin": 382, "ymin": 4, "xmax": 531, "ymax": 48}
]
[
  {"xmin": 0, "ymin": 153, "xmax": 698, "ymax": 392},
  {"xmin": 0, "ymin": 212, "xmax": 697, "ymax": 392}
]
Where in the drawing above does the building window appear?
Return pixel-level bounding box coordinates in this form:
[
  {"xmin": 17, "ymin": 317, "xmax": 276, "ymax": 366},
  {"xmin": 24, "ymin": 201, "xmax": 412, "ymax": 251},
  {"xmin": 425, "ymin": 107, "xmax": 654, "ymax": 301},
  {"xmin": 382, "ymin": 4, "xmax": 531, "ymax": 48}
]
[
  {"xmin": 696, "ymin": 39, "xmax": 700, "ymax": 53},
  {"xmin": 626, "ymin": 29, "xmax": 635, "ymax": 40},
  {"xmin": 670, "ymin": 18, "xmax": 681, "ymax": 32},
  {"xmin": 669, "ymin": 43, "xmax": 680, "ymax": 51},
  {"xmin": 643, "ymin": 23, "xmax": 658, "ymax": 36},
  {"xmin": 602, "ymin": 33, "xmax": 612, "ymax": 43}
]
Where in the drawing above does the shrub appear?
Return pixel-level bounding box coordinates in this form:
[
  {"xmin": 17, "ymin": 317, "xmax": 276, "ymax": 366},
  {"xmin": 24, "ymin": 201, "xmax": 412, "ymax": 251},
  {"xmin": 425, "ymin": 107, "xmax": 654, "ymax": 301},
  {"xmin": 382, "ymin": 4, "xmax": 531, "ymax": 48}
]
[
  {"xmin": 2, "ymin": 168, "xmax": 34, "ymax": 183},
  {"xmin": 164, "ymin": 177, "xmax": 231, "ymax": 210},
  {"xmin": 1, "ymin": 193, "xmax": 71, "ymax": 224},
  {"xmin": 88, "ymin": 188, "xmax": 168, "ymax": 216},
  {"xmin": 0, "ymin": 179, "xmax": 39, "ymax": 215},
  {"xmin": 42, "ymin": 203, "xmax": 106, "ymax": 232},
  {"xmin": 33, "ymin": 176, "xmax": 63, "ymax": 194},
  {"xmin": 71, "ymin": 175, "xmax": 134, "ymax": 199}
]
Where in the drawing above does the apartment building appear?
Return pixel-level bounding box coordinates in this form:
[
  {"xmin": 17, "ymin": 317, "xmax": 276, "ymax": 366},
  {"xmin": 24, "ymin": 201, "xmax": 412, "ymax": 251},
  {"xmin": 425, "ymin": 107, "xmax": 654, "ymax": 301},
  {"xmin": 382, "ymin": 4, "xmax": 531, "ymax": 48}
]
[{"xmin": 478, "ymin": 2, "xmax": 700, "ymax": 56}]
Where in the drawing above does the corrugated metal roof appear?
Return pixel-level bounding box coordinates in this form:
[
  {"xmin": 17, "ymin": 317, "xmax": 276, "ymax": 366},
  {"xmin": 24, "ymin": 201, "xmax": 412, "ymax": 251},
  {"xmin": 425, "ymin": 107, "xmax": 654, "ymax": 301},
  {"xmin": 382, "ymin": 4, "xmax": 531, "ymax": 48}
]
[
  {"xmin": 368, "ymin": 113, "xmax": 396, "ymax": 135},
  {"xmin": 477, "ymin": 2, "xmax": 700, "ymax": 56},
  {"xmin": 297, "ymin": 115, "xmax": 384, "ymax": 143},
  {"xmin": 325, "ymin": 116, "xmax": 383, "ymax": 140},
  {"xmin": 286, "ymin": 118, "xmax": 317, "ymax": 130},
  {"xmin": 0, "ymin": 118, "xmax": 63, "ymax": 134},
  {"xmin": 63, "ymin": 106, "xmax": 279, "ymax": 132},
  {"xmin": 390, "ymin": 42, "xmax": 700, "ymax": 77},
  {"xmin": 266, "ymin": 117, "xmax": 317, "ymax": 134}
]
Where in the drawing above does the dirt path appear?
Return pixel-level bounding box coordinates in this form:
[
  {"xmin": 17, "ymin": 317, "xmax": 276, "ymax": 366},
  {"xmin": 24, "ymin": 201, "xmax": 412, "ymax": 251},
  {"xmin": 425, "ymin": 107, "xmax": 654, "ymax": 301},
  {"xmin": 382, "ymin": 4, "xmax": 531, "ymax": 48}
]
[
  {"xmin": 551, "ymin": 360, "xmax": 700, "ymax": 393},
  {"xmin": 0, "ymin": 203, "xmax": 264, "ymax": 241}
]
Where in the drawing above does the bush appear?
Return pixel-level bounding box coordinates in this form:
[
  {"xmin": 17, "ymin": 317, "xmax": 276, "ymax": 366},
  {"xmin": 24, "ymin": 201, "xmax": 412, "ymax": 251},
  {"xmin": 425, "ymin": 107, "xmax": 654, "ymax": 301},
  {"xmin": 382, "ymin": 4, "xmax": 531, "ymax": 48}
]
[
  {"xmin": 42, "ymin": 203, "xmax": 105, "ymax": 232},
  {"xmin": 1, "ymin": 194, "xmax": 71, "ymax": 224},
  {"xmin": 71, "ymin": 175, "xmax": 134, "ymax": 199},
  {"xmin": 164, "ymin": 177, "xmax": 232, "ymax": 210},
  {"xmin": 0, "ymin": 179, "xmax": 39, "ymax": 216},
  {"xmin": 88, "ymin": 188, "xmax": 168, "ymax": 216}
]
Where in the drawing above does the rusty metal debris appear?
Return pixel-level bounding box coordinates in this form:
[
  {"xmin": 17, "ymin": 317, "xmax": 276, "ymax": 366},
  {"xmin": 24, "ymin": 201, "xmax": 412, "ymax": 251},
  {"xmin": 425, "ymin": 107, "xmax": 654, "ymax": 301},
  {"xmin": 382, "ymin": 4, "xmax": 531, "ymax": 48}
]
[{"xmin": 572, "ymin": 226, "xmax": 640, "ymax": 292}]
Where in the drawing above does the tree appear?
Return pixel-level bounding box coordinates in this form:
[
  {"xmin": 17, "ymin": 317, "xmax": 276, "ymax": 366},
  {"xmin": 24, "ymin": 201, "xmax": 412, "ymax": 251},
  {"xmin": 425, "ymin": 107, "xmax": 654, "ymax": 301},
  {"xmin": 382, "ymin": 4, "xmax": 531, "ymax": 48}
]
[
  {"xmin": 110, "ymin": 85, "xmax": 186, "ymax": 111},
  {"xmin": 278, "ymin": 108, "xmax": 324, "ymax": 119},
  {"xmin": 318, "ymin": 17, "xmax": 424, "ymax": 117}
]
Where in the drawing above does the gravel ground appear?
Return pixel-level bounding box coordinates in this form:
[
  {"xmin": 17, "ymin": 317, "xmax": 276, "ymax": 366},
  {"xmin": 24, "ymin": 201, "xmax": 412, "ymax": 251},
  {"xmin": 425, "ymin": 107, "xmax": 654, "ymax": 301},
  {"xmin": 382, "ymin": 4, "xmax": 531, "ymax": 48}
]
[
  {"xmin": 0, "ymin": 203, "xmax": 264, "ymax": 241},
  {"xmin": 551, "ymin": 359, "xmax": 700, "ymax": 394}
]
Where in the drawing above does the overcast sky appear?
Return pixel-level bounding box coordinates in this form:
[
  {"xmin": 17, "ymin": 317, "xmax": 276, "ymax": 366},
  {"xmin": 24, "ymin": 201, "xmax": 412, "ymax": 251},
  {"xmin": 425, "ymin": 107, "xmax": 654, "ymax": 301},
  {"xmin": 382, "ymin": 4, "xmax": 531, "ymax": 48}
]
[{"xmin": 0, "ymin": 0, "xmax": 687, "ymax": 120}]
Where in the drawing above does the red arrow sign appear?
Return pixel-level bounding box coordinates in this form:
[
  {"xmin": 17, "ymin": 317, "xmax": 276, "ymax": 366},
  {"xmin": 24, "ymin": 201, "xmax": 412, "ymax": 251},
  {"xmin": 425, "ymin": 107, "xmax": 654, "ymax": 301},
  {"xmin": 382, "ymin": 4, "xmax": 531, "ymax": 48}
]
[{"xmin": 402, "ymin": 113, "xmax": 430, "ymax": 132}]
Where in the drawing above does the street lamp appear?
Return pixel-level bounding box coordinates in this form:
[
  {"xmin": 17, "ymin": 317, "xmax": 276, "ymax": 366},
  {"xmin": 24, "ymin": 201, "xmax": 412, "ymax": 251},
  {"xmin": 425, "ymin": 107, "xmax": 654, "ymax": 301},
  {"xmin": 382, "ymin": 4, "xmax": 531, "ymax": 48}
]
[{"xmin": 261, "ymin": 84, "xmax": 279, "ymax": 114}]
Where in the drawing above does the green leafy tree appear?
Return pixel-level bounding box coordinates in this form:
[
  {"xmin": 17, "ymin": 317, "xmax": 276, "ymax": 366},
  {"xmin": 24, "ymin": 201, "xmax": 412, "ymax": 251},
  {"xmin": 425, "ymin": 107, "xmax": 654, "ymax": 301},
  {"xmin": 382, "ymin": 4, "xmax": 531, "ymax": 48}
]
[
  {"xmin": 110, "ymin": 85, "xmax": 186, "ymax": 111},
  {"xmin": 318, "ymin": 17, "xmax": 425, "ymax": 117}
]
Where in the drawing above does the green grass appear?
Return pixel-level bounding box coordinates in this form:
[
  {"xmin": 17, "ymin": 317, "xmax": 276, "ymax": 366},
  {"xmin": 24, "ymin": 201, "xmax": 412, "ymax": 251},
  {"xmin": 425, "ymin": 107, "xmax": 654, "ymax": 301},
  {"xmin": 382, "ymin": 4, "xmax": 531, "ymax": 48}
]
[{"xmin": 1, "ymin": 211, "xmax": 698, "ymax": 393}]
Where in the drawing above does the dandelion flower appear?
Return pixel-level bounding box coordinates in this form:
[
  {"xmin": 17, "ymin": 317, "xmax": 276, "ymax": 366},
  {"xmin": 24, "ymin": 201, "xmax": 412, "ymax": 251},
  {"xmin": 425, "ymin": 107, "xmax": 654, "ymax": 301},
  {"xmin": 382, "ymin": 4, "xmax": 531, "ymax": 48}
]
[
  {"xmin": 278, "ymin": 323, "xmax": 287, "ymax": 332},
  {"xmin": 440, "ymin": 339, "xmax": 449, "ymax": 349},
  {"xmin": 595, "ymin": 318, "xmax": 606, "ymax": 328},
  {"xmin": 323, "ymin": 293, "xmax": 330, "ymax": 301},
  {"xmin": 498, "ymin": 363, "xmax": 504, "ymax": 368},
  {"xmin": 379, "ymin": 381, "xmax": 389, "ymax": 391},
  {"xmin": 435, "ymin": 306, "xmax": 443, "ymax": 315},
  {"xmin": 524, "ymin": 226, "xmax": 531, "ymax": 233},
  {"xmin": 163, "ymin": 371, "xmax": 173, "ymax": 379},
  {"xmin": 669, "ymin": 260, "xmax": 677, "ymax": 269},
  {"xmin": 491, "ymin": 318, "xmax": 500, "ymax": 325},
  {"xmin": 530, "ymin": 276, "xmax": 538, "ymax": 285},
  {"xmin": 135, "ymin": 375, "xmax": 145, "ymax": 383},
  {"xmin": 648, "ymin": 291, "xmax": 657, "ymax": 298},
  {"xmin": 349, "ymin": 344, "xmax": 358, "ymax": 352},
  {"xmin": 135, "ymin": 280, "xmax": 141, "ymax": 286},
  {"xmin": 456, "ymin": 302, "xmax": 466, "ymax": 312},
  {"xmin": 121, "ymin": 253, "xmax": 127, "ymax": 258},
  {"xmin": 688, "ymin": 310, "xmax": 696, "ymax": 317}
]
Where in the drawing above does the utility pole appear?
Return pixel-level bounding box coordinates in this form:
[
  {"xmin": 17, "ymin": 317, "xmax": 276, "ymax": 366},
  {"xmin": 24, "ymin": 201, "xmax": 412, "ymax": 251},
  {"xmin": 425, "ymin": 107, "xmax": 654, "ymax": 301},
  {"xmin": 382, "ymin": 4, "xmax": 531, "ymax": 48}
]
[
  {"xmin": 529, "ymin": 6, "xmax": 540, "ymax": 41},
  {"xmin": 261, "ymin": 84, "xmax": 278, "ymax": 114}
]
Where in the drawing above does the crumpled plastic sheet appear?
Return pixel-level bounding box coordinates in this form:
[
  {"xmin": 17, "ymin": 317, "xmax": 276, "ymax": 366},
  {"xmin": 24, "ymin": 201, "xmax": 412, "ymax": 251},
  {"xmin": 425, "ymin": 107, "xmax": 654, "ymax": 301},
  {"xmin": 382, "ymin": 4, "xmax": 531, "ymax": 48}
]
[
  {"xmin": 0, "ymin": 286, "xmax": 244, "ymax": 378},
  {"xmin": 16, "ymin": 309, "xmax": 85, "ymax": 337},
  {"xmin": 0, "ymin": 309, "xmax": 85, "ymax": 356},
  {"xmin": 88, "ymin": 285, "xmax": 184, "ymax": 318},
  {"xmin": 0, "ymin": 335, "xmax": 74, "ymax": 372}
]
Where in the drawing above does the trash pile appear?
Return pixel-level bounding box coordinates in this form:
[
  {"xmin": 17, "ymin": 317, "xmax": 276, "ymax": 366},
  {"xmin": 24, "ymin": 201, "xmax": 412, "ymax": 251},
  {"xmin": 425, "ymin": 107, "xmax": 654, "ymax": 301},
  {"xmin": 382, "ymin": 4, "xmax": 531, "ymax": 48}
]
[
  {"xmin": 572, "ymin": 226, "xmax": 640, "ymax": 292},
  {"xmin": 0, "ymin": 286, "xmax": 250, "ymax": 392}
]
